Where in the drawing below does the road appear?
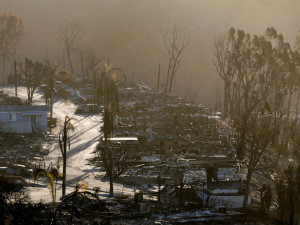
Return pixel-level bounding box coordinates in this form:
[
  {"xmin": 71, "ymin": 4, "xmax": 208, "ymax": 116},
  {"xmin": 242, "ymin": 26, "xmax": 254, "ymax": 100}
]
[{"xmin": 3, "ymin": 86, "xmax": 134, "ymax": 202}]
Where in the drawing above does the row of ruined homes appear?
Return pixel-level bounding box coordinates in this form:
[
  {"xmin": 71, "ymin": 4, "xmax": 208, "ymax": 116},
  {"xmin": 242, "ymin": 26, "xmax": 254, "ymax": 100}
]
[
  {"xmin": 0, "ymin": 81, "xmax": 252, "ymax": 210},
  {"xmin": 109, "ymin": 82, "xmax": 251, "ymax": 209}
]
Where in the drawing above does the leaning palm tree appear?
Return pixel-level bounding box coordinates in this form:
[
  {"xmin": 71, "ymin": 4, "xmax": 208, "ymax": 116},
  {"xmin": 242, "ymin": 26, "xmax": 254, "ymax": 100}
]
[
  {"xmin": 34, "ymin": 164, "xmax": 60, "ymax": 225},
  {"xmin": 69, "ymin": 181, "xmax": 88, "ymax": 223},
  {"xmin": 59, "ymin": 116, "xmax": 75, "ymax": 198},
  {"xmin": 33, "ymin": 167, "xmax": 56, "ymax": 212}
]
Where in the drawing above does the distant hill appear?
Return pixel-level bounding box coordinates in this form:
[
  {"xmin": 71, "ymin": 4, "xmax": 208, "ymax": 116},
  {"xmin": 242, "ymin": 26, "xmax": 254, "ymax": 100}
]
[{"xmin": 1, "ymin": 0, "xmax": 300, "ymax": 107}]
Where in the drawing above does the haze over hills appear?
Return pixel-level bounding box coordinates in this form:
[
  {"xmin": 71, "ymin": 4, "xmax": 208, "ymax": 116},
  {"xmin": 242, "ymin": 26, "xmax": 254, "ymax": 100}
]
[{"xmin": 1, "ymin": 0, "xmax": 300, "ymax": 107}]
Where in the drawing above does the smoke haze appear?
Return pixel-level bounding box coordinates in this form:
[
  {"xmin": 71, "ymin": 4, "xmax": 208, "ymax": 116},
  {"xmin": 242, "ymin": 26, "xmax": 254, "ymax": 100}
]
[{"xmin": 1, "ymin": 0, "xmax": 300, "ymax": 107}]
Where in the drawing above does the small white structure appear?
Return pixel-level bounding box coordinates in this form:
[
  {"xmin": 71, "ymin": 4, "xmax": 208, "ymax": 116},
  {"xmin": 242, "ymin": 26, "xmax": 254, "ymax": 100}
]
[{"xmin": 0, "ymin": 105, "xmax": 49, "ymax": 133}]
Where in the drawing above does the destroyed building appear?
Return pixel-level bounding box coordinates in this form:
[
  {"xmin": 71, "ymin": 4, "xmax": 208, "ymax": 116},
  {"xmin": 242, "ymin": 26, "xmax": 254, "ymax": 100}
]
[{"xmin": 93, "ymin": 81, "xmax": 251, "ymax": 210}]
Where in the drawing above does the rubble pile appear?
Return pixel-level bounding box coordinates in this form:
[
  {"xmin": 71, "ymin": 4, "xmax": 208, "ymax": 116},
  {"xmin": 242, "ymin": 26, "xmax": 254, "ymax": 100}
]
[
  {"xmin": 113, "ymin": 83, "xmax": 239, "ymax": 187},
  {"xmin": 0, "ymin": 133, "xmax": 51, "ymax": 180},
  {"xmin": 86, "ymin": 82, "xmax": 280, "ymax": 223},
  {"xmin": 86, "ymin": 81, "xmax": 257, "ymax": 219},
  {"xmin": 0, "ymin": 82, "xmax": 282, "ymax": 224}
]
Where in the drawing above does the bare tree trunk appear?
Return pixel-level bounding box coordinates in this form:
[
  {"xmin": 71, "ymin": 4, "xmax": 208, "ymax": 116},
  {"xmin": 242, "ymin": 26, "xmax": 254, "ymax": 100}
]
[
  {"xmin": 27, "ymin": 88, "xmax": 32, "ymax": 104},
  {"xmin": 62, "ymin": 124, "xmax": 68, "ymax": 198},
  {"xmin": 50, "ymin": 95, "xmax": 53, "ymax": 119},
  {"xmin": 62, "ymin": 150, "xmax": 66, "ymax": 198},
  {"xmin": 296, "ymin": 88, "xmax": 300, "ymax": 119},
  {"xmin": 168, "ymin": 57, "xmax": 178, "ymax": 94},
  {"xmin": 63, "ymin": 49, "xmax": 65, "ymax": 69},
  {"xmin": 157, "ymin": 63, "xmax": 160, "ymax": 90},
  {"xmin": 109, "ymin": 175, "xmax": 114, "ymax": 197},
  {"xmin": 14, "ymin": 59, "xmax": 17, "ymax": 97},
  {"xmin": 93, "ymin": 73, "xmax": 97, "ymax": 108},
  {"xmin": 224, "ymin": 81, "xmax": 228, "ymax": 114},
  {"xmin": 289, "ymin": 178, "xmax": 294, "ymax": 225},
  {"xmin": 287, "ymin": 89, "xmax": 292, "ymax": 121},
  {"xmin": 80, "ymin": 51, "xmax": 85, "ymax": 78},
  {"xmin": 243, "ymin": 167, "xmax": 253, "ymax": 207},
  {"xmin": 59, "ymin": 117, "xmax": 74, "ymax": 199},
  {"xmin": 66, "ymin": 48, "xmax": 73, "ymax": 74},
  {"xmin": 165, "ymin": 58, "xmax": 172, "ymax": 96},
  {"xmin": 168, "ymin": 60, "xmax": 178, "ymax": 94},
  {"xmin": 168, "ymin": 74, "xmax": 174, "ymax": 93},
  {"xmin": 285, "ymin": 89, "xmax": 293, "ymax": 150},
  {"xmin": 215, "ymin": 81, "xmax": 218, "ymax": 111},
  {"xmin": 2, "ymin": 55, "xmax": 5, "ymax": 85},
  {"xmin": 30, "ymin": 87, "xmax": 34, "ymax": 103}
]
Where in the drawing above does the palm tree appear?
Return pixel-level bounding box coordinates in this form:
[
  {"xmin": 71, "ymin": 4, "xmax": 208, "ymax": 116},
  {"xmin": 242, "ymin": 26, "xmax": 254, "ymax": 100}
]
[
  {"xmin": 55, "ymin": 181, "xmax": 103, "ymax": 224},
  {"xmin": 69, "ymin": 181, "xmax": 88, "ymax": 223},
  {"xmin": 95, "ymin": 58, "xmax": 128, "ymax": 197},
  {"xmin": 33, "ymin": 167, "xmax": 56, "ymax": 212},
  {"xmin": 59, "ymin": 116, "xmax": 75, "ymax": 198},
  {"xmin": 94, "ymin": 58, "xmax": 125, "ymax": 106},
  {"xmin": 44, "ymin": 61, "xmax": 71, "ymax": 119},
  {"xmin": 34, "ymin": 163, "xmax": 60, "ymax": 225}
]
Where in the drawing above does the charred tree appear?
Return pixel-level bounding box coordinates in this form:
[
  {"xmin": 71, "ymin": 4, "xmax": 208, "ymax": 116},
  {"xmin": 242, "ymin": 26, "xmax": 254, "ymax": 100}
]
[
  {"xmin": 58, "ymin": 20, "xmax": 81, "ymax": 74},
  {"xmin": 164, "ymin": 25, "xmax": 188, "ymax": 94},
  {"xmin": 59, "ymin": 116, "xmax": 75, "ymax": 198}
]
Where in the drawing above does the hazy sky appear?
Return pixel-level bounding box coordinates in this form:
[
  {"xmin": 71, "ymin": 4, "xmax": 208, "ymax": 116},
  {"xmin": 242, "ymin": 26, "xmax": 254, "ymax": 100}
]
[{"xmin": 1, "ymin": 0, "xmax": 300, "ymax": 107}]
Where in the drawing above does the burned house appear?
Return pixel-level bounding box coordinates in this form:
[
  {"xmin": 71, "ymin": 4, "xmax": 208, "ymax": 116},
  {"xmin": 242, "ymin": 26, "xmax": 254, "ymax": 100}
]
[
  {"xmin": 160, "ymin": 184, "xmax": 202, "ymax": 207},
  {"xmin": 205, "ymin": 179, "xmax": 250, "ymax": 208},
  {"xmin": 202, "ymin": 165, "xmax": 251, "ymax": 209},
  {"xmin": 0, "ymin": 105, "xmax": 49, "ymax": 133},
  {"xmin": 90, "ymin": 82, "xmax": 253, "ymax": 212},
  {"xmin": 98, "ymin": 136, "xmax": 141, "ymax": 156}
]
